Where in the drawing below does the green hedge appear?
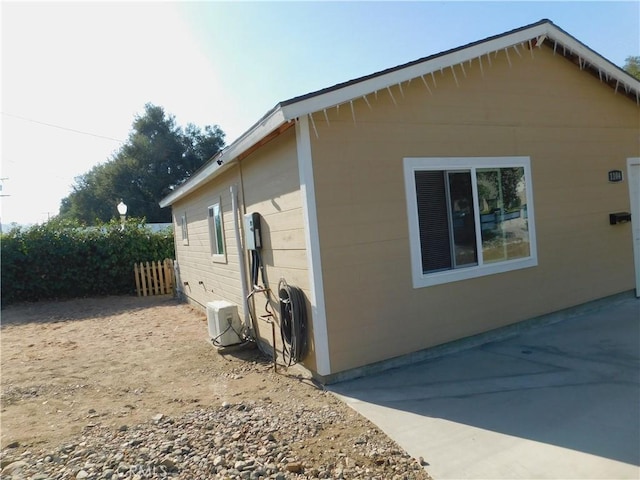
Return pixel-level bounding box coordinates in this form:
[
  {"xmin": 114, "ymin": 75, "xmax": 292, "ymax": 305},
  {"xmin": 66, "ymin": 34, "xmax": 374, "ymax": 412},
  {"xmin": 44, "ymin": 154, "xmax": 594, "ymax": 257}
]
[{"xmin": 1, "ymin": 218, "xmax": 175, "ymax": 305}]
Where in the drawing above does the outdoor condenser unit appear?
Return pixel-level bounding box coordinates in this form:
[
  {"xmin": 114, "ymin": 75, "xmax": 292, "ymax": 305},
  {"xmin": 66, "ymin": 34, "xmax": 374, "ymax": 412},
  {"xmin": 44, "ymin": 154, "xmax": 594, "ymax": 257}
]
[{"xmin": 206, "ymin": 301, "xmax": 242, "ymax": 347}]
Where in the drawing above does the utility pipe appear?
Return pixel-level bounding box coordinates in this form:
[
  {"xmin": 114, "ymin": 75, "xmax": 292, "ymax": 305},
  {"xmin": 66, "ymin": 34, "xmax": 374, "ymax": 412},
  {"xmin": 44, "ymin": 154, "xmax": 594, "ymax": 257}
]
[{"xmin": 230, "ymin": 184, "xmax": 250, "ymax": 332}]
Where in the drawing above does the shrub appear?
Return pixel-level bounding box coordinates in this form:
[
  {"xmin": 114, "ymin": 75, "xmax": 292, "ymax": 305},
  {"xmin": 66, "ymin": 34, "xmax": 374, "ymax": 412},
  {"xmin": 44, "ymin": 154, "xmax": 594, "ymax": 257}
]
[{"xmin": 1, "ymin": 218, "xmax": 174, "ymax": 305}]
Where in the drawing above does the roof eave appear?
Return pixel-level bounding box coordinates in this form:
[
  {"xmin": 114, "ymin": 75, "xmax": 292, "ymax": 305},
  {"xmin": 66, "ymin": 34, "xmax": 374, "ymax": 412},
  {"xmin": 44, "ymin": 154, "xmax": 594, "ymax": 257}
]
[
  {"xmin": 280, "ymin": 22, "xmax": 548, "ymax": 119},
  {"xmin": 159, "ymin": 106, "xmax": 287, "ymax": 208},
  {"xmin": 160, "ymin": 19, "xmax": 639, "ymax": 208},
  {"xmin": 281, "ymin": 21, "xmax": 639, "ymax": 119}
]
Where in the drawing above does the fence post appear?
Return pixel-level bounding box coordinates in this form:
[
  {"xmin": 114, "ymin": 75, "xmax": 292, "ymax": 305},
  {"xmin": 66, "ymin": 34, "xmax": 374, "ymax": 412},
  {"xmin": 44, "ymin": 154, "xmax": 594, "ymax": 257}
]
[{"xmin": 134, "ymin": 263, "xmax": 141, "ymax": 297}]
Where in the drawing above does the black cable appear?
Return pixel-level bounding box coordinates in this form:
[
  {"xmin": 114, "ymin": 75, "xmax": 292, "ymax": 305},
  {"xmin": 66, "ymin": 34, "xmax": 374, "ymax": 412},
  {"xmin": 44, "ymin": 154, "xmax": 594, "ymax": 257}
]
[
  {"xmin": 210, "ymin": 320, "xmax": 247, "ymax": 348},
  {"xmin": 278, "ymin": 278, "xmax": 307, "ymax": 366},
  {"xmin": 246, "ymin": 248, "xmax": 272, "ymax": 358}
]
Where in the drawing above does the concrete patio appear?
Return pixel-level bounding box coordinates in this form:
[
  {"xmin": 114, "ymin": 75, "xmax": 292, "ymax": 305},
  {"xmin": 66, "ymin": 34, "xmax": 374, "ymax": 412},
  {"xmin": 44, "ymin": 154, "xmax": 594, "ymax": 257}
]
[{"xmin": 331, "ymin": 296, "xmax": 640, "ymax": 479}]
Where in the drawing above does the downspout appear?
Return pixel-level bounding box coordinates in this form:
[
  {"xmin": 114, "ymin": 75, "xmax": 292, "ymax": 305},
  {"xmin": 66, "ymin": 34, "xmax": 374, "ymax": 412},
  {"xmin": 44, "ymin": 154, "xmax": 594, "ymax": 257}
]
[{"xmin": 230, "ymin": 182, "xmax": 250, "ymax": 331}]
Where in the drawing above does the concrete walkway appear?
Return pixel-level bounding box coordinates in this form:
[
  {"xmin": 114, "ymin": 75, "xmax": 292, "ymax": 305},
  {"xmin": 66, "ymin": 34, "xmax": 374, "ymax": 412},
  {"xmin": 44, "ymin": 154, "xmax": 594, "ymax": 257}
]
[{"xmin": 330, "ymin": 297, "xmax": 640, "ymax": 479}]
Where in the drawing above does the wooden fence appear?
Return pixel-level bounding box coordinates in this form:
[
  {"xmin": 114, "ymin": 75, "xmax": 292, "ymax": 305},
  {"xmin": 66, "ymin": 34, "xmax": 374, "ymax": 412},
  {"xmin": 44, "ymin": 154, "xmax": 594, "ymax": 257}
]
[{"xmin": 134, "ymin": 259, "xmax": 175, "ymax": 297}]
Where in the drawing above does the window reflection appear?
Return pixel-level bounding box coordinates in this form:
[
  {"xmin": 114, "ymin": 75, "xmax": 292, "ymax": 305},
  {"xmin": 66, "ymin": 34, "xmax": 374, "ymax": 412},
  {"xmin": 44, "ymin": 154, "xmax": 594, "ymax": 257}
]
[{"xmin": 476, "ymin": 167, "xmax": 530, "ymax": 263}]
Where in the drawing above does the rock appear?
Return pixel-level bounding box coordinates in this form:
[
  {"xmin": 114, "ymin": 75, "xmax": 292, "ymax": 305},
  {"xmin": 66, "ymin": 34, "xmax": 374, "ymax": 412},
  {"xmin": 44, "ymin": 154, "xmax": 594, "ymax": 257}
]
[
  {"xmin": 101, "ymin": 468, "xmax": 115, "ymax": 478},
  {"xmin": 286, "ymin": 461, "xmax": 303, "ymax": 473},
  {"xmin": 1, "ymin": 460, "xmax": 28, "ymax": 475},
  {"xmin": 118, "ymin": 425, "xmax": 128, "ymax": 432},
  {"xmin": 5, "ymin": 441, "xmax": 19, "ymax": 449},
  {"xmin": 151, "ymin": 413, "xmax": 164, "ymax": 423},
  {"xmin": 76, "ymin": 470, "xmax": 89, "ymax": 479},
  {"xmin": 159, "ymin": 456, "xmax": 177, "ymax": 471},
  {"xmin": 0, "ymin": 456, "xmax": 15, "ymax": 469}
]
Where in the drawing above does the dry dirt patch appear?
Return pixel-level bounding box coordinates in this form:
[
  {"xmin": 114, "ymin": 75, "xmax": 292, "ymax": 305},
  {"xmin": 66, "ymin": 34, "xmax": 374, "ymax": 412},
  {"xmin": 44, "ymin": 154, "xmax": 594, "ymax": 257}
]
[{"xmin": 1, "ymin": 296, "xmax": 431, "ymax": 478}]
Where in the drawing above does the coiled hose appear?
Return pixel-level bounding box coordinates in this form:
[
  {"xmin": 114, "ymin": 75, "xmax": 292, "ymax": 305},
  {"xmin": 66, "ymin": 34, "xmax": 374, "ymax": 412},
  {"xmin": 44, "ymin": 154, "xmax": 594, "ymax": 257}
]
[{"xmin": 278, "ymin": 278, "xmax": 307, "ymax": 366}]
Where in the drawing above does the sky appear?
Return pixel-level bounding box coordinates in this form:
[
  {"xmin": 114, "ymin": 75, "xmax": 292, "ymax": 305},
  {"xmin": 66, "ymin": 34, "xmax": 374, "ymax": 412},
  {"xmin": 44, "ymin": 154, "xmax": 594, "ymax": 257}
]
[{"xmin": 1, "ymin": 1, "xmax": 638, "ymax": 226}]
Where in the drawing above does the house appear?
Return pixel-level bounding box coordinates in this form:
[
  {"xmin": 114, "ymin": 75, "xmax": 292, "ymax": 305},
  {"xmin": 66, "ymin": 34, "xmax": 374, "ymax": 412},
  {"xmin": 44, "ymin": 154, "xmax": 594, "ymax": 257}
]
[{"xmin": 160, "ymin": 19, "xmax": 640, "ymax": 383}]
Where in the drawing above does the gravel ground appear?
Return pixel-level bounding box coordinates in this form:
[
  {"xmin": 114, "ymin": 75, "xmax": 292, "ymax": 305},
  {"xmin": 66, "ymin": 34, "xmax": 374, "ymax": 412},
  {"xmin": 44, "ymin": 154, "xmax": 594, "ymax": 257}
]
[
  {"xmin": 1, "ymin": 296, "xmax": 432, "ymax": 480},
  {"xmin": 1, "ymin": 399, "xmax": 427, "ymax": 479}
]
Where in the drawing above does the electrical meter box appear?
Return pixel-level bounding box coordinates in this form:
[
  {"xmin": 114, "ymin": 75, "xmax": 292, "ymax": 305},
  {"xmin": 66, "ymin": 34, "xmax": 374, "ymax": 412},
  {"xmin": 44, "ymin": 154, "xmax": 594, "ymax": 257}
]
[
  {"xmin": 244, "ymin": 212, "xmax": 262, "ymax": 250},
  {"xmin": 206, "ymin": 301, "xmax": 242, "ymax": 347}
]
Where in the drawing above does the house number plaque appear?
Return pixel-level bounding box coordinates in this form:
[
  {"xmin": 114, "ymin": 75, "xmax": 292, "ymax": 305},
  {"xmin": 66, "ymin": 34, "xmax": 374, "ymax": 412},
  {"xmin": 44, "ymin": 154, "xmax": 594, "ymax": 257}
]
[{"xmin": 608, "ymin": 170, "xmax": 623, "ymax": 183}]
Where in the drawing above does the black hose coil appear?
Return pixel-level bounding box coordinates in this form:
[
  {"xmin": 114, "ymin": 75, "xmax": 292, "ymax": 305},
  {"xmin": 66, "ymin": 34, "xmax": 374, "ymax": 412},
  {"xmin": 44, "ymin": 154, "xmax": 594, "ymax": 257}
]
[{"xmin": 278, "ymin": 279, "xmax": 307, "ymax": 366}]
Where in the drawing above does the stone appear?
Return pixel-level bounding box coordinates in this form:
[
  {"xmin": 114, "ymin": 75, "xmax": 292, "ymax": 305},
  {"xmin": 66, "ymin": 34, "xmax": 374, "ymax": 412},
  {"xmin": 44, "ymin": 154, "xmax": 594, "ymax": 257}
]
[
  {"xmin": 151, "ymin": 414, "xmax": 164, "ymax": 423},
  {"xmin": 76, "ymin": 470, "xmax": 89, "ymax": 479},
  {"xmin": 0, "ymin": 457, "xmax": 15, "ymax": 469},
  {"xmin": 101, "ymin": 468, "xmax": 115, "ymax": 478},
  {"xmin": 159, "ymin": 456, "xmax": 176, "ymax": 471},
  {"xmin": 286, "ymin": 461, "xmax": 303, "ymax": 473},
  {"xmin": 1, "ymin": 460, "xmax": 28, "ymax": 475},
  {"xmin": 6, "ymin": 441, "xmax": 19, "ymax": 449}
]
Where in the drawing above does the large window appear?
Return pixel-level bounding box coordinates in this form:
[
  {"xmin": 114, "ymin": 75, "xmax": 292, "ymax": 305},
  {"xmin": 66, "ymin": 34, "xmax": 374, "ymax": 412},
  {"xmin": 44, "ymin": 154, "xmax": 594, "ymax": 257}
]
[
  {"xmin": 404, "ymin": 157, "xmax": 537, "ymax": 288},
  {"xmin": 208, "ymin": 201, "xmax": 226, "ymax": 262}
]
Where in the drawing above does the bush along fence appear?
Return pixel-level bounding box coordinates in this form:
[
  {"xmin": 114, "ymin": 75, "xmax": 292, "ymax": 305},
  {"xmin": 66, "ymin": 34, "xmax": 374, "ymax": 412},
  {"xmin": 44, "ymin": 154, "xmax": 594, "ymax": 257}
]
[{"xmin": 1, "ymin": 218, "xmax": 175, "ymax": 305}]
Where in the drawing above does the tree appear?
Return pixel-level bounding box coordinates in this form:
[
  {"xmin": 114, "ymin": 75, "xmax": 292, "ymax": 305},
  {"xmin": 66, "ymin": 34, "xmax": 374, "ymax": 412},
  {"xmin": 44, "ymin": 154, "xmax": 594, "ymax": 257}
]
[
  {"xmin": 59, "ymin": 104, "xmax": 225, "ymax": 224},
  {"xmin": 623, "ymin": 56, "xmax": 640, "ymax": 80}
]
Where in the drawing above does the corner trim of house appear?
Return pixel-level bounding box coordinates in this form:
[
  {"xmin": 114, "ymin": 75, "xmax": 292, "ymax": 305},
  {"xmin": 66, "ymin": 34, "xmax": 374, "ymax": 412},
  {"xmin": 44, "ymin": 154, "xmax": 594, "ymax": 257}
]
[
  {"xmin": 317, "ymin": 290, "xmax": 637, "ymax": 385},
  {"xmin": 296, "ymin": 116, "xmax": 331, "ymax": 376}
]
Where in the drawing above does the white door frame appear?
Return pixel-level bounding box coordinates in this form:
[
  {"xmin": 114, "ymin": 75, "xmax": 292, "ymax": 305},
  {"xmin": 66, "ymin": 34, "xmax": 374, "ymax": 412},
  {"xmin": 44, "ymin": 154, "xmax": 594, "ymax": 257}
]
[{"xmin": 627, "ymin": 158, "xmax": 640, "ymax": 297}]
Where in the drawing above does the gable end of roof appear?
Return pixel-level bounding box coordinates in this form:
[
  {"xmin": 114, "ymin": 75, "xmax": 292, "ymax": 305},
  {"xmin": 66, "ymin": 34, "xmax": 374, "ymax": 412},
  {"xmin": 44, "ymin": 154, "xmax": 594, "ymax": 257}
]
[{"xmin": 160, "ymin": 19, "xmax": 639, "ymax": 208}]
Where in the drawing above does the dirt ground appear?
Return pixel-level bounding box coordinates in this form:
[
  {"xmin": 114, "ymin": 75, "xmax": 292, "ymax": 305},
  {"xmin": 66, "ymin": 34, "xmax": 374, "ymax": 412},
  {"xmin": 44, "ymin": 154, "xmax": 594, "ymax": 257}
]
[{"xmin": 0, "ymin": 295, "xmax": 431, "ymax": 478}]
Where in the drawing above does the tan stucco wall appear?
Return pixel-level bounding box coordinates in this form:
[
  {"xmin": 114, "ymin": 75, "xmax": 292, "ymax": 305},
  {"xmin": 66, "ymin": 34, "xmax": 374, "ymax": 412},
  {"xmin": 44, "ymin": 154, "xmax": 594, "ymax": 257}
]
[
  {"xmin": 172, "ymin": 128, "xmax": 316, "ymax": 371},
  {"xmin": 309, "ymin": 46, "xmax": 640, "ymax": 374}
]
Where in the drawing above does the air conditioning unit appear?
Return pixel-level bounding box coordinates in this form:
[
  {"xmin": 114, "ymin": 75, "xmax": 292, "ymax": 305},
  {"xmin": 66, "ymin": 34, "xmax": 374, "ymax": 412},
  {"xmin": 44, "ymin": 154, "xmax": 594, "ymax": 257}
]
[{"xmin": 206, "ymin": 301, "xmax": 242, "ymax": 347}]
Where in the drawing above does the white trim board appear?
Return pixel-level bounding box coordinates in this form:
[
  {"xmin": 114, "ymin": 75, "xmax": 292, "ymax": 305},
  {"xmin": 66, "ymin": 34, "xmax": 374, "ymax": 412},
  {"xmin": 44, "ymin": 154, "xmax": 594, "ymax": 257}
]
[
  {"xmin": 295, "ymin": 116, "xmax": 331, "ymax": 376},
  {"xmin": 627, "ymin": 158, "xmax": 640, "ymax": 298}
]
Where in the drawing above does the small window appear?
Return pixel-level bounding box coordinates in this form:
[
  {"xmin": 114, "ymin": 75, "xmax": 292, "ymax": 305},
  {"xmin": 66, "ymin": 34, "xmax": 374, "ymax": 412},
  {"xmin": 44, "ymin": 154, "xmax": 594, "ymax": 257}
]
[
  {"xmin": 208, "ymin": 201, "xmax": 226, "ymax": 262},
  {"xmin": 404, "ymin": 156, "xmax": 537, "ymax": 288},
  {"xmin": 180, "ymin": 213, "xmax": 189, "ymax": 246}
]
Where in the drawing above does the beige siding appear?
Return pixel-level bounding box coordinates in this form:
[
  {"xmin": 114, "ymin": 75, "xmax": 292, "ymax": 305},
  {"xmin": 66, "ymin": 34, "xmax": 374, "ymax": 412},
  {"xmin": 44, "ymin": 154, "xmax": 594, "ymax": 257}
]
[
  {"xmin": 173, "ymin": 167, "xmax": 245, "ymax": 315},
  {"xmin": 172, "ymin": 128, "xmax": 314, "ymax": 371},
  {"xmin": 240, "ymin": 129, "xmax": 315, "ymax": 371},
  {"xmin": 310, "ymin": 46, "xmax": 639, "ymax": 373}
]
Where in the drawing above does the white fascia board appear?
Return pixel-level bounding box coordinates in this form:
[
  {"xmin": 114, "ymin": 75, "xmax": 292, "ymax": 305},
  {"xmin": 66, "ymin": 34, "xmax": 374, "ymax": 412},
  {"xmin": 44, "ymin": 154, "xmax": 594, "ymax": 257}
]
[
  {"xmin": 544, "ymin": 24, "xmax": 640, "ymax": 92},
  {"xmin": 159, "ymin": 107, "xmax": 287, "ymax": 207},
  {"xmin": 281, "ymin": 23, "xmax": 638, "ymax": 120},
  {"xmin": 281, "ymin": 24, "xmax": 549, "ymax": 120}
]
